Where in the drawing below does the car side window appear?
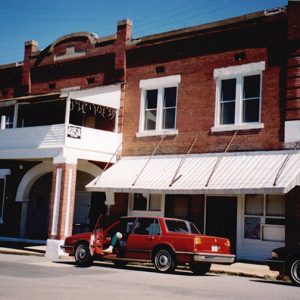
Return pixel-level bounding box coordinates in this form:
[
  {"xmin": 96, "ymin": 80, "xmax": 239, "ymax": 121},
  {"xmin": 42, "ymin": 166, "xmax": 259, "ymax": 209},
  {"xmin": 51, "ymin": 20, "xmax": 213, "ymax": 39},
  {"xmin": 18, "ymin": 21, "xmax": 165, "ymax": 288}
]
[
  {"xmin": 107, "ymin": 218, "xmax": 136, "ymax": 237},
  {"xmin": 133, "ymin": 218, "xmax": 161, "ymax": 235},
  {"xmin": 165, "ymin": 220, "xmax": 189, "ymax": 233}
]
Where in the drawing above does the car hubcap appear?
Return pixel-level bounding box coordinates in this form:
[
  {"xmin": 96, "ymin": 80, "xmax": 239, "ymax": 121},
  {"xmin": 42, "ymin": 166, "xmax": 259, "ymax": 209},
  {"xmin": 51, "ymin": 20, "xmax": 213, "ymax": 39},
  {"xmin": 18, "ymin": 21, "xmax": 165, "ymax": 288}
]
[
  {"xmin": 77, "ymin": 247, "xmax": 87, "ymax": 260},
  {"xmin": 156, "ymin": 251, "xmax": 171, "ymax": 271},
  {"xmin": 292, "ymin": 260, "xmax": 300, "ymax": 283}
]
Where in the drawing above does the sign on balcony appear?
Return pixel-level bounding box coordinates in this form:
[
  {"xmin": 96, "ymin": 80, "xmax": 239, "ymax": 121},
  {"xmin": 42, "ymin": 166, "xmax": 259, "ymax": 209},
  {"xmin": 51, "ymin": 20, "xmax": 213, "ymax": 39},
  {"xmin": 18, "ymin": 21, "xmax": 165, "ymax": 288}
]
[{"xmin": 67, "ymin": 125, "xmax": 81, "ymax": 139}]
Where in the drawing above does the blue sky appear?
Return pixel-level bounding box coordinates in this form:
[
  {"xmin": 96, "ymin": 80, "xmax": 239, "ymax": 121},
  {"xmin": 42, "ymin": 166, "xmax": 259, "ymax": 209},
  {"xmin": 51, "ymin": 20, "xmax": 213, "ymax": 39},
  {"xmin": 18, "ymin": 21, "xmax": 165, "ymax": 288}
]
[{"xmin": 0, "ymin": 0, "xmax": 287, "ymax": 65}]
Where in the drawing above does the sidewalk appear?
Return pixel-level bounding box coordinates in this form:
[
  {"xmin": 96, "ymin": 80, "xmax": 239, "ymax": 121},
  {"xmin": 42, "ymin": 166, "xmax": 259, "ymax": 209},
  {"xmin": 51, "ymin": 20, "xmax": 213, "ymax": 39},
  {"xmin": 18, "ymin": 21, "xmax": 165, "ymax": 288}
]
[{"xmin": 0, "ymin": 241, "xmax": 280, "ymax": 280}]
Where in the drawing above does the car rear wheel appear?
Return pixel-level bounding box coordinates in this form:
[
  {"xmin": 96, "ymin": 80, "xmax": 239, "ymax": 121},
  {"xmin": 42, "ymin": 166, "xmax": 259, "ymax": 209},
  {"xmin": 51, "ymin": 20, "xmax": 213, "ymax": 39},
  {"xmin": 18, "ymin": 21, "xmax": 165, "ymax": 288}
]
[
  {"xmin": 75, "ymin": 243, "xmax": 94, "ymax": 267},
  {"xmin": 289, "ymin": 258, "xmax": 300, "ymax": 286},
  {"xmin": 189, "ymin": 263, "xmax": 211, "ymax": 275},
  {"xmin": 154, "ymin": 249, "xmax": 176, "ymax": 273}
]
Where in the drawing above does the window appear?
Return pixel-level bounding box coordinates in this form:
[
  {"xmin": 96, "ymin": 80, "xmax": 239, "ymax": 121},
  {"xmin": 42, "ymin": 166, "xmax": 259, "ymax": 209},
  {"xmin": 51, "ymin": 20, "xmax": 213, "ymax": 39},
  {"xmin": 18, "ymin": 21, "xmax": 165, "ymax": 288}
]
[
  {"xmin": 0, "ymin": 169, "xmax": 10, "ymax": 224},
  {"xmin": 106, "ymin": 218, "xmax": 136, "ymax": 238},
  {"xmin": 0, "ymin": 105, "xmax": 14, "ymax": 129},
  {"xmin": 132, "ymin": 193, "xmax": 161, "ymax": 211},
  {"xmin": 138, "ymin": 75, "xmax": 180, "ymax": 137},
  {"xmin": 244, "ymin": 194, "xmax": 285, "ymax": 241},
  {"xmin": 133, "ymin": 218, "xmax": 161, "ymax": 235},
  {"xmin": 213, "ymin": 62, "xmax": 265, "ymax": 132},
  {"xmin": 165, "ymin": 219, "xmax": 189, "ymax": 233}
]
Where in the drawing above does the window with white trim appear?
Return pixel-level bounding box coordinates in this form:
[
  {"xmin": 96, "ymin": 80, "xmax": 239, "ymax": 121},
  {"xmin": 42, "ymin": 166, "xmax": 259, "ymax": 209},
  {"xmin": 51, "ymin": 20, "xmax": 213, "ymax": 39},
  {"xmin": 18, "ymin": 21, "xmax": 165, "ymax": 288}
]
[
  {"xmin": 132, "ymin": 193, "xmax": 162, "ymax": 211},
  {"xmin": 138, "ymin": 75, "xmax": 180, "ymax": 137},
  {"xmin": 213, "ymin": 62, "xmax": 265, "ymax": 132},
  {"xmin": 0, "ymin": 169, "xmax": 10, "ymax": 224},
  {"xmin": 244, "ymin": 194, "xmax": 285, "ymax": 242}
]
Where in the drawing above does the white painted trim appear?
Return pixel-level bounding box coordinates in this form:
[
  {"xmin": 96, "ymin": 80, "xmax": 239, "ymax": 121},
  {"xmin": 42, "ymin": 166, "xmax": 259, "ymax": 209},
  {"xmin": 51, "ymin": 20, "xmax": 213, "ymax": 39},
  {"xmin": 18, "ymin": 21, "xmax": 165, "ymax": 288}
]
[
  {"xmin": 213, "ymin": 63, "xmax": 264, "ymax": 128},
  {"xmin": 15, "ymin": 161, "xmax": 54, "ymax": 202},
  {"xmin": 53, "ymin": 156, "xmax": 78, "ymax": 165},
  {"xmin": 67, "ymin": 84, "xmax": 121, "ymax": 109},
  {"xmin": 51, "ymin": 168, "xmax": 62, "ymax": 236},
  {"xmin": 15, "ymin": 160, "xmax": 101, "ymax": 203},
  {"xmin": 138, "ymin": 75, "xmax": 180, "ymax": 135},
  {"xmin": 211, "ymin": 123, "xmax": 264, "ymax": 133},
  {"xmin": 139, "ymin": 75, "xmax": 181, "ymax": 89},
  {"xmin": 136, "ymin": 129, "xmax": 178, "ymax": 138},
  {"xmin": 127, "ymin": 193, "xmax": 165, "ymax": 217},
  {"xmin": 64, "ymin": 169, "xmax": 73, "ymax": 237},
  {"xmin": 213, "ymin": 61, "xmax": 265, "ymax": 78},
  {"xmin": 285, "ymin": 120, "xmax": 300, "ymax": 143}
]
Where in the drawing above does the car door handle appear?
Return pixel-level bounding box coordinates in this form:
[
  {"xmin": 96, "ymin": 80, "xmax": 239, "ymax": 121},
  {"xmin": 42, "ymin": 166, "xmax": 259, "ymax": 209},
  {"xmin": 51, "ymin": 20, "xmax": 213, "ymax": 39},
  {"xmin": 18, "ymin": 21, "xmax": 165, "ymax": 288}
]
[{"xmin": 147, "ymin": 236, "xmax": 155, "ymax": 241}]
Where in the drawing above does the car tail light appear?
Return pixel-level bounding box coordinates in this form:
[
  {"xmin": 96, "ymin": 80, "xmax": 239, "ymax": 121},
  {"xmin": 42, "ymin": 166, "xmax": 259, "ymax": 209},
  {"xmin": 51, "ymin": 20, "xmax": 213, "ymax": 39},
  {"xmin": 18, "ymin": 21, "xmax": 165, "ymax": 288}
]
[
  {"xmin": 194, "ymin": 236, "xmax": 202, "ymax": 245},
  {"xmin": 225, "ymin": 240, "xmax": 231, "ymax": 248}
]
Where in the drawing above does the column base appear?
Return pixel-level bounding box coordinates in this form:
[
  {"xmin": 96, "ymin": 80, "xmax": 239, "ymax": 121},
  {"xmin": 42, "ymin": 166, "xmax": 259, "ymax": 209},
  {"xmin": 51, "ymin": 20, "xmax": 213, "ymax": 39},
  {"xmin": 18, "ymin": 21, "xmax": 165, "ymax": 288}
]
[{"xmin": 45, "ymin": 239, "xmax": 68, "ymax": 260}]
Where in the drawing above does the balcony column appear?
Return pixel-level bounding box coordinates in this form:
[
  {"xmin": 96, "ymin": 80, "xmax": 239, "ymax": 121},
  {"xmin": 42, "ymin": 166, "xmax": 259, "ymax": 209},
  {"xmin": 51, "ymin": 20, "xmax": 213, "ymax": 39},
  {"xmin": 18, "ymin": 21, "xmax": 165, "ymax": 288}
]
[{"xmin": 45, "ymin": 156, "xmax": 77, "ymax": 259}]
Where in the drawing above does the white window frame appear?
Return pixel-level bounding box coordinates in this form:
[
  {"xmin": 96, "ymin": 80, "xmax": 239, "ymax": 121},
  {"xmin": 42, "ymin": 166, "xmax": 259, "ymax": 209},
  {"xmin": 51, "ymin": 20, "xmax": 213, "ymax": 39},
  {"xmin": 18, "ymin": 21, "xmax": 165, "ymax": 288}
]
[
  {"xmin": 212, "ymin": 62, "xmax": 265, "ymax": 133},
  {"xmin": 137, "ymin": 75, "xmax": 181, "ymax": 137},
  {"xmin": 243, "ymin": 194, "xmax": 285, "ymax": 242},
  {"xmin": 0, "ymin": 169, "xmax": 10, "ymax": 224},
  {"xmin": 128, "ymin": 193, "xmax": 165, "ymax": 217}
]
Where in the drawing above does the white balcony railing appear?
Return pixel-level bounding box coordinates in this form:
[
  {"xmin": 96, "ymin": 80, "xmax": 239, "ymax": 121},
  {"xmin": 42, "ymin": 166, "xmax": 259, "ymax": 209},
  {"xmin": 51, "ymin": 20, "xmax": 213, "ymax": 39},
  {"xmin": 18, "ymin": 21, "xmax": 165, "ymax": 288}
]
[{"xmin": 0, "ymin": 124, "xmax": 121, "ymax": 162}]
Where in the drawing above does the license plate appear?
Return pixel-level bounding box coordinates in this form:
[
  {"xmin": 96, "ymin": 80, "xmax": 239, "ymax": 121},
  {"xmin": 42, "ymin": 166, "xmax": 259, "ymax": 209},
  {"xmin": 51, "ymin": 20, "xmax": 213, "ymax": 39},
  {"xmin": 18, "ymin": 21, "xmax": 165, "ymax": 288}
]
[{"xmin": 211, "ymin": 245, "xmax": 218, "ymax": 252}]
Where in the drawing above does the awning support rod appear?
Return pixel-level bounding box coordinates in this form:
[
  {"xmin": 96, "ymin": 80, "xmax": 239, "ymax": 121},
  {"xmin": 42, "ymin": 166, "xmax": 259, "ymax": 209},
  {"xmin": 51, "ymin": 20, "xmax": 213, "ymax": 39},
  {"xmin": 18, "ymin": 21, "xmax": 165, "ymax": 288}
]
[
  {"xmin": 205, "ymin": 130, "xmax": 238, "ymax": 187},
  {"xmin": 93, "ymin": 142, "xmax": 123, "ymax": 185},
  {"xmin": 169, "ymin": 134, "xmax": 199, "ymax": 187},
  {"xmin": 132, "ymin": 136, "xmax": 165, "ymax": 186},
  {"xmin": 273, "ymin": 141, "xmax": 299, "ymax": 186}
]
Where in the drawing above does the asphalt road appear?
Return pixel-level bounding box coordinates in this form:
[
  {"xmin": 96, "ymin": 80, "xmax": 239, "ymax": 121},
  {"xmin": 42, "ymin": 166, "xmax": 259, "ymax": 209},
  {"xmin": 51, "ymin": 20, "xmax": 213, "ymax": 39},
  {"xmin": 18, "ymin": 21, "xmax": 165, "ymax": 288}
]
[{"xmin": 0, "ymin": 253, "xmax": 298, "ymax": 300}]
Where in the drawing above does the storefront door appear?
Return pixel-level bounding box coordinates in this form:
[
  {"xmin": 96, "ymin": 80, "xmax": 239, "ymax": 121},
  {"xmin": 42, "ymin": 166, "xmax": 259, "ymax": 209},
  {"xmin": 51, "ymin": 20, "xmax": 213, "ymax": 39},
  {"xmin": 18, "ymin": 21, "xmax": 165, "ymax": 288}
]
[{"xmin": 205, "ymin": 196, "xmax": 237, "ymax": 254}]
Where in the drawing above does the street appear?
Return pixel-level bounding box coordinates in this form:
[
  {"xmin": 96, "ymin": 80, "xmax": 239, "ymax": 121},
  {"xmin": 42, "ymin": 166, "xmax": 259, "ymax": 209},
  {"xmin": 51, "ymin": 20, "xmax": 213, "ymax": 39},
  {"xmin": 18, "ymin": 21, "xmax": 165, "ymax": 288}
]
[{"xmin": 0, "ymin": 253, "xmax": 298, "ymax": 300}]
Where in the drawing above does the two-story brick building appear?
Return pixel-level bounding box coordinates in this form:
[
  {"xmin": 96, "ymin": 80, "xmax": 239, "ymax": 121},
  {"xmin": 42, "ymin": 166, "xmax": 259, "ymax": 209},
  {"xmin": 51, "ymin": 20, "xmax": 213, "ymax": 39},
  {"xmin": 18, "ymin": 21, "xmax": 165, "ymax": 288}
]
[
  {"xmin": 88, "ymin": 1, "xmax": 300, "ymax": 261},
  {"xmin": 0, "ymin": 1, "xmax": 299, "ymax": 261},
  {"xmin": 0, "ymin": 20, "xmax": 132, "ymax": 257}
]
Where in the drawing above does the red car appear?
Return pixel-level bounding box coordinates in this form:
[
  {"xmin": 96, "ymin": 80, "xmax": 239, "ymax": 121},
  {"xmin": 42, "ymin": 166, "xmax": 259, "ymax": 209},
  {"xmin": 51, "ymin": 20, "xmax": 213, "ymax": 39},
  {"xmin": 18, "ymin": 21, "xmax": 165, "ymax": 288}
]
[{"xmin": 61, "ymin": 216, "xmax": 235, "ymax": 274}]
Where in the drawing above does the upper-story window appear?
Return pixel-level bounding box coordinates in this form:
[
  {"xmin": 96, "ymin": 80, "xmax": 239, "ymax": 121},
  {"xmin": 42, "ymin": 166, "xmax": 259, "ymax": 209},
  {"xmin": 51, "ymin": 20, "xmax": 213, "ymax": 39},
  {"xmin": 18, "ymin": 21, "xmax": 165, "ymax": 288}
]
[
  {"xmin": 137, "ymin": 75, "xmax": 181, "ymax": 137},
  {"xmin": 212, "ymin": 62, "xmax": 265, "ymax": 132}
]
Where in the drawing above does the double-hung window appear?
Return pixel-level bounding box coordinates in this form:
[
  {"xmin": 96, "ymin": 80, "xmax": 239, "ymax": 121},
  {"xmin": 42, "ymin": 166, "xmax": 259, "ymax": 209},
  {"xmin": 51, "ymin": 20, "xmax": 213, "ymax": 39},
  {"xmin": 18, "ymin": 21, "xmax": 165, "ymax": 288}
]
[
  {"xmin": 138, "ymin": 75, "xmax": 180, "ymax": 137},
  {"xmin": 0, "ymin": 169, "xmax": 10, "ymax": 224},
  {"xmin": 213, "ymin": 62, "xmax": 265, "ymax": 132}
]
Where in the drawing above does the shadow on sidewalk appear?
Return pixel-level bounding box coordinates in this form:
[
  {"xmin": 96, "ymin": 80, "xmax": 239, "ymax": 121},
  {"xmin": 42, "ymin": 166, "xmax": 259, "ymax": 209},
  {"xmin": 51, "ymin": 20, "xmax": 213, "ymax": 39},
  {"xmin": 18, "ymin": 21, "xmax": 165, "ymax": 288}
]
[{"xmin": 0, "ymin": 241, "xmax": 46, "ymax": 255}]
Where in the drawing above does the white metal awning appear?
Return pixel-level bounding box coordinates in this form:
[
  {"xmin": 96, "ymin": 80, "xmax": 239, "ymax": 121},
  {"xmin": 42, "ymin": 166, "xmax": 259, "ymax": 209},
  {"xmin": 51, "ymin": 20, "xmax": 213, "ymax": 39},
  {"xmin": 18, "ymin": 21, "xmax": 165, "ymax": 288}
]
[
  {"xmin": 86, "ymin": 150, "xmax": 300, "ymax": 195},
  {"xmin": 67, "ymin": 84, "xmax": 121, "ymax": 109}
]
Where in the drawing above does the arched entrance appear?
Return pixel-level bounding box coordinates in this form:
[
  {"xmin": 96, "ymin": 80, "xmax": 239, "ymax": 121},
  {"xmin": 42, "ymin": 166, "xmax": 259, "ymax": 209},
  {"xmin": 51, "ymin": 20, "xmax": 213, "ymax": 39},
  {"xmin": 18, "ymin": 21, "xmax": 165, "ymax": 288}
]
[{"xmin": 18, "ymin": 160, "xmax": 102, "ymax": 240}]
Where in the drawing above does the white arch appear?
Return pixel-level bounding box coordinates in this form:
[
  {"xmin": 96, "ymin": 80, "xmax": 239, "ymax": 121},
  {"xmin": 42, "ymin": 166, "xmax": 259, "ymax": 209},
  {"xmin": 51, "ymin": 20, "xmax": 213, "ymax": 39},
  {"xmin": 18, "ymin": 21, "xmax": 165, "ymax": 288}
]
[{"xmin": 16, "ymin": 160, "xmax": 101, "ymax": 202}]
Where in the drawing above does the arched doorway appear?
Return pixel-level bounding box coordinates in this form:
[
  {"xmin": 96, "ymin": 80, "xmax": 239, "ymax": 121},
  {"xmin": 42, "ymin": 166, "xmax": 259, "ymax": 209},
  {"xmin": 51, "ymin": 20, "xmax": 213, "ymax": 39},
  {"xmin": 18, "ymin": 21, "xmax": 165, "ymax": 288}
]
[{"xmin": 18, "ymin": 160, "xmax": 102, "ymax": 239}]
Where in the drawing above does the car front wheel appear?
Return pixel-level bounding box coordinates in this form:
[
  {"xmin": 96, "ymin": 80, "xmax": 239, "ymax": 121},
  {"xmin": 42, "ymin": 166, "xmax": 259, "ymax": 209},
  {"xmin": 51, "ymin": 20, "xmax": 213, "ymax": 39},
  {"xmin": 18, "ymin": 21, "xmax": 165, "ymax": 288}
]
[
  {"xmin": 289, "ymin": 258, "xmax": 300, "ymax": 286},
  {"xmin": 154, "ymin": 249, "xmax": 176, "ymax": 273},
  {"xmin": 75, "ymin": 243, "xmax": 94, "ymax": 267},
  {"xmin": 189, "ymin": 263, "xmax": 211, "ymax": 275}
]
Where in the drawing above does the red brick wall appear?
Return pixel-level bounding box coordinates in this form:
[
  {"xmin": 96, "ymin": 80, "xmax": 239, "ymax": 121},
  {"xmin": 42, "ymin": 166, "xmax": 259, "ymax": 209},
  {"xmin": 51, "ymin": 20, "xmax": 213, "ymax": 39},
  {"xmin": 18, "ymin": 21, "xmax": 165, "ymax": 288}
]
[
  {"xmin": 109, "ymin": 193, "xmax": 128, "ymax": 222},
  {"xmin": 123, "ymin": 46, "xmax": 284, "ymax": 156},
  {"xmin": 286, "ymin": 1, "xmax": 300, "ymax": 120},
  {"xmin": 48, "ymin": 163, "xmax": 77, "ymax": 239}
]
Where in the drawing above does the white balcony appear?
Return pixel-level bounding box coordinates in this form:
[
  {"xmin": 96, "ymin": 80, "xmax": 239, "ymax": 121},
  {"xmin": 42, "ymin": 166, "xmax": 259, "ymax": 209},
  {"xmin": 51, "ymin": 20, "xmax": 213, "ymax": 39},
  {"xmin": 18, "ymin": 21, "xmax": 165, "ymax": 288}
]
[
  {"xmin": 0, "ymin": 124, "xmax": 122, "ymax": 162},
  {"xmin": 0, "ymin": 84, "xmax": 122, "ymax": 162}
]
